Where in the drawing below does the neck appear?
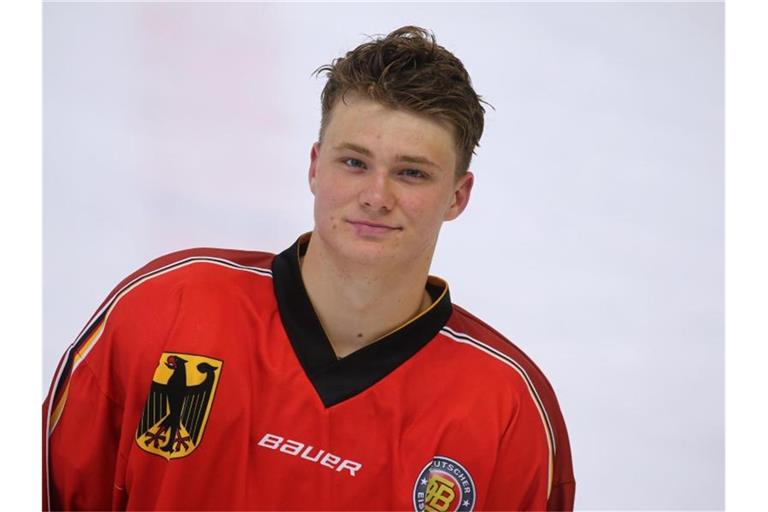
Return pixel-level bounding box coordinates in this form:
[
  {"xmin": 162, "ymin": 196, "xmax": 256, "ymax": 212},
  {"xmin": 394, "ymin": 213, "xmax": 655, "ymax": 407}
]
[{"xmin": 300, "ymin": 233, "xmax": 434, "ymax": 358}]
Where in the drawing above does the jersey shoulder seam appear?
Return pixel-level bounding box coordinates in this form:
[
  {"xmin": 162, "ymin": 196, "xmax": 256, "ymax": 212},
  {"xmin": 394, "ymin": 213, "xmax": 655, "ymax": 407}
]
[
  {"xmin": 446, "ymin": 304, "xmax": 557, "ymax": 394},
  {"xmin": 45, "ymin": 248, "xmax": 275, "ymax": 437},
  {"xmin": 441, "ymin": 305, "xmax": 560, "ymax": 459}
]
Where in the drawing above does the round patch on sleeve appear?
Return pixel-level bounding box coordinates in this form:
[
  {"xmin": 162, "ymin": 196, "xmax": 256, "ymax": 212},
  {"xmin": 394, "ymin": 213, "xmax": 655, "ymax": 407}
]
[{"xmin": 412, "ymin": 456, "xmax": 476, "ymax": 511}]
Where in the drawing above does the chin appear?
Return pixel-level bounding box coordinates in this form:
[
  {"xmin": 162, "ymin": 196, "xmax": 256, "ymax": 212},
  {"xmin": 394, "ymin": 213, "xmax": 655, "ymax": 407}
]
[
  {"xmin": 340, "ymin": 237, "xmax": 396, "ymax": 261},
  {"xmin": 323, "ymin": 235, "xmax": 400, "ymax": 267}
]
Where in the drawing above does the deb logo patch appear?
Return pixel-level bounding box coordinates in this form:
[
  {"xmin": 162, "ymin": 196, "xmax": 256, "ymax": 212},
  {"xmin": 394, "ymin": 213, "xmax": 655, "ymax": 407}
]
[
  {"xmin": 412, "ymin": 456, "xmax": 476, "ymax": 512},
  {"xmin": 135, "ymin": 352, "xmax": 222, "ymax": 460}
]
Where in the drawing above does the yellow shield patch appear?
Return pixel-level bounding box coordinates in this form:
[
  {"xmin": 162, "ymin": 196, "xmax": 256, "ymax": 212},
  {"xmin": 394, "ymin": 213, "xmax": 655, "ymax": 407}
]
[{"xmin": 135, "ymin": 352, "xmax": 223, "ymax": 460}]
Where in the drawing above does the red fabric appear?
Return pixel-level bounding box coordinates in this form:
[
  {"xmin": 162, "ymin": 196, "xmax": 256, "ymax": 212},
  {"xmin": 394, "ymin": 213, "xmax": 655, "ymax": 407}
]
[{"xmin": 44, "ymin": 248, "xmax": 574, "ymax": 510}]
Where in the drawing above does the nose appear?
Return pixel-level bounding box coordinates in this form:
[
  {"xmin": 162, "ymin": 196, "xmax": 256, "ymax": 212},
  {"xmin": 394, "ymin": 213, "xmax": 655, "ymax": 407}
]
[{"xmin": 358, "ymin": 171, "xmax": 395, "ymax": 213}]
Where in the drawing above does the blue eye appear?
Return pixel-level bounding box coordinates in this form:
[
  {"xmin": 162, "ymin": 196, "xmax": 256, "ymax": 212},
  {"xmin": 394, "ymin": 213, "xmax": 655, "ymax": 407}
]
[
  {"xmin": 344, "ymin": 158, "xmax": 366, "ymax": 169},
  {"xmin": 400, "ymin": 169, "xmax": 427, "ymax": 179}
]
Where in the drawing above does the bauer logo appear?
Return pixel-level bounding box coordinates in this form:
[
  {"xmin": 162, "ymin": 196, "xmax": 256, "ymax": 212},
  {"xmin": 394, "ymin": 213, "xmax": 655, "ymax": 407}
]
[
  {"xmin": 135, "ymin": 352, "xmax": 222, "ymax": 460},
  {"xmin": 412, "ymin": 456, "xmax": 476, "ymax": 512}
]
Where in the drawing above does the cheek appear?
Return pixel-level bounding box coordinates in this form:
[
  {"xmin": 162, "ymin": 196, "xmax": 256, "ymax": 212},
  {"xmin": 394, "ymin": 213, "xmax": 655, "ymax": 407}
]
[
  {"xmin": 314, "ymin": 180, "xmax": 348, "ymax": 229},
  {"xmin": 401, "ymin": 194, "xmax": 449, "ymax": 228}
]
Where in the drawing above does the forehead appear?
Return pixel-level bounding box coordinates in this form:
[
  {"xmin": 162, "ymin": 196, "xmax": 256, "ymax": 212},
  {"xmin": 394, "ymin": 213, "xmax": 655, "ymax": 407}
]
[{"xmin": 323, "ymin": 95, "xmax": 458, "ymax": 171}]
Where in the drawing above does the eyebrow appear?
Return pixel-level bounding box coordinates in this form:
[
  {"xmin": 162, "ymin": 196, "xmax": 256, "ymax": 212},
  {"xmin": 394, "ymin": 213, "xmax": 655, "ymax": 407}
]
[{"xmin": 333, "ymin": 142, "xmax": 440, "ymax": 169}]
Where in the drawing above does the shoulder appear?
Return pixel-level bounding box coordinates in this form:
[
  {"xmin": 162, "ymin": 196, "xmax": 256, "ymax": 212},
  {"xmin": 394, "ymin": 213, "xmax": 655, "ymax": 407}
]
[
  {"xmin": 76, "ymin": 245, "xmax": 277, "ymax": 328},
  {"xmin": 80, "ymin": 247, "xmax": 277, "ymax": 344},
  {"xmin": 441, "ymin": 303, "xmax": 575, "ymax": 492},
  {"xmin": 46, "ymin": 247, "xmax": 277, "ymax": 408},
  {"xmin": 442, "ymin": 305, "xmax": 560, "ymax": 397},
  {"xmin": 439, "ymin": 304, "xmax": 562, "ymax": 428},
  {"xmin": 123, "ymin": 247, "xmax": 275, "ymax": 286},
  {"xmin": 70, "ymin": 247, "xmax": 275, "ymax": 361},
  {"xmin": 97, "ymin": 247, "xmax": 275, "ymax": 309},
  {"xmin": 441, "ymin": 304, "xmax": 566, "ymax": 422}
]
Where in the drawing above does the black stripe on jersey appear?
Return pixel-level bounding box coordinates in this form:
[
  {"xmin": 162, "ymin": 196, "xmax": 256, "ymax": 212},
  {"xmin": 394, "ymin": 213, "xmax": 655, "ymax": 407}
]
[
  {"xmin": 49, "ymin": 308, "xmax": 109, "ymax": 414},
  {"xmin": 440, "ymin": 325, "xmax": 557, "ymax": 454},
  {"xmin": 45, "ymin": 253, "xmax": 271, "ymax": 511},
  {"xmin": 272, "ymin": 236, "xmax": 453, "ymax": 408},
  {"xmin": 49, "ymin": 256, "xmax": 272, "ymax": 413}
]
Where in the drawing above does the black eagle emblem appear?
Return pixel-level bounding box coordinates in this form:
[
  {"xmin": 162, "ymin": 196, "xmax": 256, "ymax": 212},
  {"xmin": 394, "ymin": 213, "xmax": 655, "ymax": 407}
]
[{"xmin": 135, "ymin": 353, "xmax": 223, "ymax": 459}]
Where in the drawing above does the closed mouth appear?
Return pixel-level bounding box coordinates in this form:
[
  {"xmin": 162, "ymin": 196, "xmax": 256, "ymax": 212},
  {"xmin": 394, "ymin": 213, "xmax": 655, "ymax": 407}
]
[{"xmin": 347, "ymin": 220, "xmax": 401, "ymax": 230}]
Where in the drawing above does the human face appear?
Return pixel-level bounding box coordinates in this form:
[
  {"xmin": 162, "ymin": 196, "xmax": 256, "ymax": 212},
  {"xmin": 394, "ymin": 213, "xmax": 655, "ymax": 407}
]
[{"xmin": 308, "ymin": 94, "xmax": 474, "ymax": 270}]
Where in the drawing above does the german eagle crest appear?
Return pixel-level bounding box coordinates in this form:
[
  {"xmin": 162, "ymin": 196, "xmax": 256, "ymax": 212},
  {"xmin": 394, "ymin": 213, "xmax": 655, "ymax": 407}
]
[{"xmin": 135, "ymin": 352, "xmax": 223, "ymax": 460}]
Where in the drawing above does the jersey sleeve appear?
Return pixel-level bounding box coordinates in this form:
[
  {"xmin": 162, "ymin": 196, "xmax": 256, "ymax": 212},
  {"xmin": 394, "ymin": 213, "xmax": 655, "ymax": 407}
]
[
  {"xmin": 481, "ymin": 384, "xmax": 552, "ymax": 511},
  {"xmin": 43, "ymin": 248, "xmax": 276, "ymax": 511},
  {"xmin": 42, "ymin": 270, "xmax": 141, "ymax": 512},
  {"xmin": 42, "ymin": 254, "xmax": 171, "ymax": 511},
  {"xmin": 43, "ymin": 358, "xmax": 127, "ymax": 511},
  {"xmin": 547, "ymin": 479, "xmax": 576, "ymax": 511},
  {"xmin": 481, "ymin": 384, "xmax": 575, "ymax": 511},
  {"xmin": 446, "ymin": 306, "xmax": 576, "ymax": 511}
]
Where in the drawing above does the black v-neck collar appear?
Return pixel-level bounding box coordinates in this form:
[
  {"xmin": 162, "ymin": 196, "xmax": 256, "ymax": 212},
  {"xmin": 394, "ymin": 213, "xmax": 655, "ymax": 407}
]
[{"xmin": 271, "ymin": 234, "xmax": 453, "ymax": 408}]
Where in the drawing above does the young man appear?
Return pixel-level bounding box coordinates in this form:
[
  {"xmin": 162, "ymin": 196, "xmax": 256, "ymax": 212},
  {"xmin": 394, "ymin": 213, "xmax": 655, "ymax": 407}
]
[{"xmin": 44, "ymin": 26, "xmax": 575, "ymax": 510}]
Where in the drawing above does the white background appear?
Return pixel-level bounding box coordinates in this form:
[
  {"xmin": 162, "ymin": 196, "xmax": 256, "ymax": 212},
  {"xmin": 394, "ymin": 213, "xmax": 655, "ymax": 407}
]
[{"xmin": 43, "ymin": 2, "xmax": 724, "ymax": 509}]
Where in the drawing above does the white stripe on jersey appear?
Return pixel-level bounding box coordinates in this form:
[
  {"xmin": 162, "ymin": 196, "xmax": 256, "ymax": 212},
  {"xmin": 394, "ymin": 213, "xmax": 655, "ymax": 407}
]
[
  {"xmin": 440, "ymin": 325, "xmax": 557, "ymax": 497},
  {"xmin": 440, "ymin": 325, "xmax": 556, "ymax": 453},
  {"xmin": 44, "ymin": 255, "xmax": 272, "ymax": 510}
]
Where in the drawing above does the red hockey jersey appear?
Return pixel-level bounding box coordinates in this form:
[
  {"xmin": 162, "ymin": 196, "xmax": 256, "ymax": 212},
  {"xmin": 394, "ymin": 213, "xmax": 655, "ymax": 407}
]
[{"xmin": 43, "ymin": 235, "xmax": 575, "ymax": 510}]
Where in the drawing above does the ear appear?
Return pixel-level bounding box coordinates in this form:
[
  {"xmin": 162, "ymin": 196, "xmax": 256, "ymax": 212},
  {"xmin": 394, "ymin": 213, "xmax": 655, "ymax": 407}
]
[
  {"xmin": 444, "ymin": 171, "xmax": 474, "ymax": 221},
  {"xmin": 308, "ymin": 142, "xmax": 320, "ymax": 195}
]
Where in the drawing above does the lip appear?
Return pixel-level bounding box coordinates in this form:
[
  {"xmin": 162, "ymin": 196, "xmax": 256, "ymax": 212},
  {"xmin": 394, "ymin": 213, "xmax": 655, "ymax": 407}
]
[{"xmin": 346, "ymin": 219, "xmax": 401, "ymax": 236}]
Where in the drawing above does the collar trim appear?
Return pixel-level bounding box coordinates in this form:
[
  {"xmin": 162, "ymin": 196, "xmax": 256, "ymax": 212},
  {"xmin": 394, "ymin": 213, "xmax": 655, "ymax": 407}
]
[{"xmin": 272, "ymin": 234, "xmax": 453, "ymax": 407}]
